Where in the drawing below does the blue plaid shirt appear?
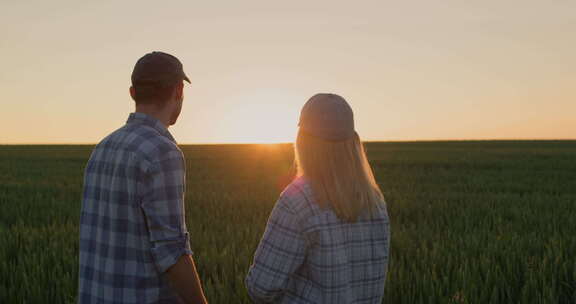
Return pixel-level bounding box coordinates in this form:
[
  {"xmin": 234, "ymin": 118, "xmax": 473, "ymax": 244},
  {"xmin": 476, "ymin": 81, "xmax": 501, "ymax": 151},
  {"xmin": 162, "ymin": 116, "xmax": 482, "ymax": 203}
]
[
  {"xmin": 246, "ymin": 177, "xmax": 390, "ymax": 304},
  {"xmin": 78, "ymin": 112, "xmax": 192, "ymax": 304}
]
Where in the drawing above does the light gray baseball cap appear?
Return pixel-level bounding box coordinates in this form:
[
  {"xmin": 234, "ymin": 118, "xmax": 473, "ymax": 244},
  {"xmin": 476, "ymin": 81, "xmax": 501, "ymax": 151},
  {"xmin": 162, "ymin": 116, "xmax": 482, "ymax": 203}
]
[{"xmin": 298, "ymin": 93, "xmax": 356, "ymax": 141}]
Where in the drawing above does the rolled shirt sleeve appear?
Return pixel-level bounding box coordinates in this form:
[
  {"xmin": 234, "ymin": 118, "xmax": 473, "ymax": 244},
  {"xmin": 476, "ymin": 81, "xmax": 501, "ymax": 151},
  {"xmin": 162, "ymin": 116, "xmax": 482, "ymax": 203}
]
[
  {"xmin": 246, "ymin": 194, "xmax": 308, "ymax": 303},
  {"xmin": 141, "ymin": 148, "xmax": 192, "ymax": 274}
]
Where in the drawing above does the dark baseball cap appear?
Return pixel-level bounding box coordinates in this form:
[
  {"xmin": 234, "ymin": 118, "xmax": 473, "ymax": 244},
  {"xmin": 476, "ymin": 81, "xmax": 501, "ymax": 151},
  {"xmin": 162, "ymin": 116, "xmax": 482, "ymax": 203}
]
[
  {"xmin": 131, "ymin": 51, "xmax": 190, "ymax": 86},
  {"xmin": 298, "ymin": 93, "xmax": 356, "ymax": 141}
]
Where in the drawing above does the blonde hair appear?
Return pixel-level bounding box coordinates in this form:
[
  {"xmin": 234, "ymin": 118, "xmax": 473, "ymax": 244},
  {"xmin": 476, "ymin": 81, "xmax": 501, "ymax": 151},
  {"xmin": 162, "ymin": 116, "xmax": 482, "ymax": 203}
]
[{"xmin": 295, "ymin": 128, "xmax": 384, "ymax": 222}]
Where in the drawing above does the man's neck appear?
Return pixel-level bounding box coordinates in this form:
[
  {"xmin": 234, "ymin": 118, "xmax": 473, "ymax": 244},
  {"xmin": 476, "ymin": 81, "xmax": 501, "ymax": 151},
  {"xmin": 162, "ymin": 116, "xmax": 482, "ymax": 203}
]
[{"xmin": 134, "ymin": 106, "xmax": 170, "ymax": 128}]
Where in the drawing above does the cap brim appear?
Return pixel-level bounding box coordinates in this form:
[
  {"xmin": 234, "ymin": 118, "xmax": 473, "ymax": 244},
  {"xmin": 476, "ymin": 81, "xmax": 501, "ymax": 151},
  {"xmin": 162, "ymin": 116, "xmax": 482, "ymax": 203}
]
[{"xmin": 183, "ymin": 74, "xmax": 191, "ymax": 84}]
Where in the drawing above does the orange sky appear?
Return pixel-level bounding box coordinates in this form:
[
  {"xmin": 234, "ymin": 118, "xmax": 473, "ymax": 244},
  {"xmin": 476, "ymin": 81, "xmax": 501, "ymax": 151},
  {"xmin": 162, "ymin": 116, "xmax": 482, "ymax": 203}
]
[{"xmin": 1, "ymin": 1, "xmax": 574, "ymax": 144}]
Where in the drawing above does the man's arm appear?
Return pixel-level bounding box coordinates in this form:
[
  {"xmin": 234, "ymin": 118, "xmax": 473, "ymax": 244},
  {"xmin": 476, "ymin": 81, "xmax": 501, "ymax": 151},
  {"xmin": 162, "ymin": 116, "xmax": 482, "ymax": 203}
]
[
  {"xmin": 166, "ymin": 254, "xmax": 207, "ymax": 304},
  {"xmin": 141, "ymin": 148, "xmax": 207, "ymax": 303}
]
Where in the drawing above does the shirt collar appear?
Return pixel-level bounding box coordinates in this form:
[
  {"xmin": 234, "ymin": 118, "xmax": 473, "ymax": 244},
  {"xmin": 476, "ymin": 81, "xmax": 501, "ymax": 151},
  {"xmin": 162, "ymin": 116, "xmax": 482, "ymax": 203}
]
[{"xmin": 126, "ymin": 112, "xmax": 176, "ymax": 143}]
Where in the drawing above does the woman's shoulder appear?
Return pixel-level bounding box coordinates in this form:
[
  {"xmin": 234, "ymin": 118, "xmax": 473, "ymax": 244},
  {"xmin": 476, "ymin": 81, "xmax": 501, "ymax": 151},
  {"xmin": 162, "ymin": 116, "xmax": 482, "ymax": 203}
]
[{"xmin": 278, "ymin": 176, "xmax": 314, "ymax": 211}]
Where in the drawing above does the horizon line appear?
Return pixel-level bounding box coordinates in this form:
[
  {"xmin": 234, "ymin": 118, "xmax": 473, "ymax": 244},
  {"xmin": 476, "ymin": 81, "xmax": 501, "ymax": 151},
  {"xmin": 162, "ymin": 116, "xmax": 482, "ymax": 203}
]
[{"xmin": 1, "ymin": 138, "xmax": 576, "ymax": 146}]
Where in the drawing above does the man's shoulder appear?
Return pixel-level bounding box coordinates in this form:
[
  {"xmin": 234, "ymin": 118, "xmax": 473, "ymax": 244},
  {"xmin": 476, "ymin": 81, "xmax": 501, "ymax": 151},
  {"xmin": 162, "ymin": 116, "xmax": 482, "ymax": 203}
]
[{"xmin": 95, "ymin": 123, "xmax": 181, "ymax": 163}]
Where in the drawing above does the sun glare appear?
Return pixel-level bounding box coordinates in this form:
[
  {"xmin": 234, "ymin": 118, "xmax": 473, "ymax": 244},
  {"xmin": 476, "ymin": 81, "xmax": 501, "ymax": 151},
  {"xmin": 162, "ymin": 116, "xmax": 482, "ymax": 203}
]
[{"xmin": 213, "ymin": 91, "xmax": 300, "ymax": 144}]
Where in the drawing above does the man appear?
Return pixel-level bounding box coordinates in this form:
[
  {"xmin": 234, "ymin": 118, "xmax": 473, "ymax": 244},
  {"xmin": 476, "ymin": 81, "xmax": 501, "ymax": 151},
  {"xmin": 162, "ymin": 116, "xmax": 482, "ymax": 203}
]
[{"xmin": 78, "ymin": 51, "xmax": 207, "ymax": 304}]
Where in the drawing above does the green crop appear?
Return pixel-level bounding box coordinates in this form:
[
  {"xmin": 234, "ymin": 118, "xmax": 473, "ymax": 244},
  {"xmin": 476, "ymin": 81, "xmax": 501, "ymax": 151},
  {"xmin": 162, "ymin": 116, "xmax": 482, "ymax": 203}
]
[{"xmin": 1, "ymin": 141, "xmax": 575, "ymax": 303}]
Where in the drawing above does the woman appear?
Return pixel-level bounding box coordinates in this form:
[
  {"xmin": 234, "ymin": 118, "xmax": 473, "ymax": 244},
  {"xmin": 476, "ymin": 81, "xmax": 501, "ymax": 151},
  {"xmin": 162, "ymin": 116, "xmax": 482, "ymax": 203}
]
[{"xmin": 246, "ymin": 93, "xmax": 390, "ymax": 303}]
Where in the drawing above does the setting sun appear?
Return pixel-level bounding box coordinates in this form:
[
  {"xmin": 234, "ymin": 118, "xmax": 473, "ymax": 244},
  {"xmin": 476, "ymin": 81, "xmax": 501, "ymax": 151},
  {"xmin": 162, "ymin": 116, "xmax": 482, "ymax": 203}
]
[
  {"xmin": 216, "ymin": 101, "xmax": 297, "ymax": 143},
  {"xmin": 180, "ymin": 90, "xmax": 301, "ymax": 144}
]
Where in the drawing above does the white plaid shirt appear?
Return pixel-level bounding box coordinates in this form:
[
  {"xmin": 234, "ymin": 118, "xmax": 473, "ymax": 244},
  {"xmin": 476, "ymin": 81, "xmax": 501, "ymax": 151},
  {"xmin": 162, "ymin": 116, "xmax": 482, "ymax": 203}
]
[
  {"xmin": 78, "ymin": 112, "xmax": 192, "ymax": 304},
  {"xmin": 246, "ymin": 177, "xmax": 390, "ymax": 304}
]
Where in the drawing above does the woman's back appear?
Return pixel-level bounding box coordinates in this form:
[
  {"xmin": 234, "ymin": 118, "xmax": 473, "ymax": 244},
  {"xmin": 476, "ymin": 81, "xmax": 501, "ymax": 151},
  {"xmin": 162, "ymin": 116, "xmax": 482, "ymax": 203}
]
[
  {"xmin": 246, "ymin": 93, "xmax": 390, "ymax": 303},
  {"xmin": 246, "ymin": 177, "xmax": 390, "ymax": 304}
]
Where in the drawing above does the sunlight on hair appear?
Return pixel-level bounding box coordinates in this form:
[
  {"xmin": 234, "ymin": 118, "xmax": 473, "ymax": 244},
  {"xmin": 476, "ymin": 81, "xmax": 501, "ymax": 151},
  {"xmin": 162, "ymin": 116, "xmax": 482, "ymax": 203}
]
[{"xmin": 295, "ymin": 129, "xmax": 384, "ymax": 221}]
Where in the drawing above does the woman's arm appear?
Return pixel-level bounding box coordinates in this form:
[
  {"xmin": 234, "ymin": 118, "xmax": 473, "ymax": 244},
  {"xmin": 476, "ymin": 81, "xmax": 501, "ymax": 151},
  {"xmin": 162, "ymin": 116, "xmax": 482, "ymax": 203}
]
[{"xmin": 245, "ymin": 195, "xmax": 308, "ymax": 303}]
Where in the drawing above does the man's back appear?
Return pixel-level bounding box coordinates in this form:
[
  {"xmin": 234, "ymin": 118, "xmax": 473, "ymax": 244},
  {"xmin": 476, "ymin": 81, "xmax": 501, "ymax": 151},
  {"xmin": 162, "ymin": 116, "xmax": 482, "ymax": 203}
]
[{"xmin": 78, "ymin": 112, "xmax": 191, "ymax": 304}]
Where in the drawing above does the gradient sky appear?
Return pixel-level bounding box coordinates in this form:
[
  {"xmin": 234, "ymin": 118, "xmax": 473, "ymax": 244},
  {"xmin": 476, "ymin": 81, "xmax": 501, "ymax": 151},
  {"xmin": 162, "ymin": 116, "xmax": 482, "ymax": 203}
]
[{"xmin": 1, "ymin": 0, "xmax": 574, "ymax": 144}]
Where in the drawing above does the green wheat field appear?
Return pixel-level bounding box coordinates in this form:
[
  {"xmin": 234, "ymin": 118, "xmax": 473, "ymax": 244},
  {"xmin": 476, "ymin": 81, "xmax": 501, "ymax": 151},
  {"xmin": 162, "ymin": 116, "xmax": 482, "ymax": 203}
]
[{"xmin": 0, "ymin": 141, "xmax": 575, "ymax": 303}]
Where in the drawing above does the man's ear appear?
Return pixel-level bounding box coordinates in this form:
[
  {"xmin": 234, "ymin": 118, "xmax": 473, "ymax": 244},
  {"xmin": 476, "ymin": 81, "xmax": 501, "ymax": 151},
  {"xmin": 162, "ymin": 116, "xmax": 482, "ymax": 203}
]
[
  {"xmin": 172, "ymin": 82, "xmax": 184, "ymax": 100},
  {"xmin": 174, "ymin": 82, "xmax": 184, "ymax": 101},
  {"xmin": 129, "ymin": 86, "xmax": 136, "ymax": 100}
]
